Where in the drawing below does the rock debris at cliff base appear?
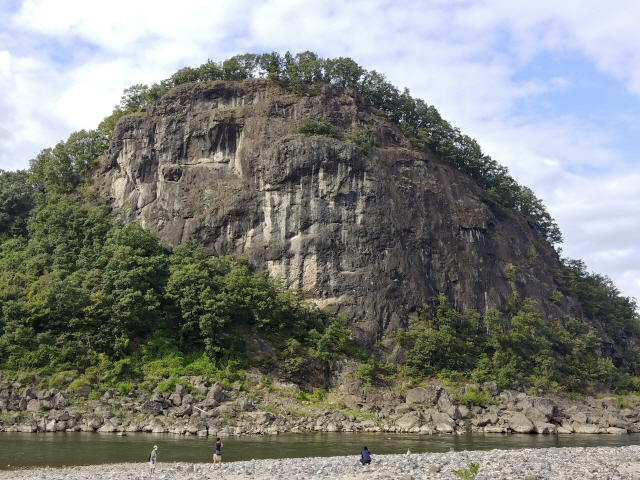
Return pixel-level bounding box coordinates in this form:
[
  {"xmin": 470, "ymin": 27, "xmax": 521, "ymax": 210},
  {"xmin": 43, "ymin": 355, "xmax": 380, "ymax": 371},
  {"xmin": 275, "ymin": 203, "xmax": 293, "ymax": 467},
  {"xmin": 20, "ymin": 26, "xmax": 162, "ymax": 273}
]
[{"xmin": 2, "ymin": 446, "xmax": 640, "ymax": 479}]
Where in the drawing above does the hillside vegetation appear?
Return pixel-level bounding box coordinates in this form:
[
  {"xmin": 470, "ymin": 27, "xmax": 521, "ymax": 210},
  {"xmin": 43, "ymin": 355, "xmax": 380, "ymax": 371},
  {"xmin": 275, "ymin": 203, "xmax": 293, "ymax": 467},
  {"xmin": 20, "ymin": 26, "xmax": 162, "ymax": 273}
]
[{"xmin": 0, "ymin": 52, "xmax": 638, "ymax": 395}]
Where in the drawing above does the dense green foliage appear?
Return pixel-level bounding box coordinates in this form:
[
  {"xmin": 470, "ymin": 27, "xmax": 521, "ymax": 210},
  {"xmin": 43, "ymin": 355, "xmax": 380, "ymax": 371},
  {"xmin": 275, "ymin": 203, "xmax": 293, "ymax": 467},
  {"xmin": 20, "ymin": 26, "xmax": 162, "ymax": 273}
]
[
  {"xmin": 0, "ymin": 51, "xmax": 637, "ymax": 394},
  {"xmin": 401, "ymin": 293, "xmax": 640, "ymax": 392},
  {"xmin": 0, "ymin": 186, "xmax": 353, "ymax": 382}
]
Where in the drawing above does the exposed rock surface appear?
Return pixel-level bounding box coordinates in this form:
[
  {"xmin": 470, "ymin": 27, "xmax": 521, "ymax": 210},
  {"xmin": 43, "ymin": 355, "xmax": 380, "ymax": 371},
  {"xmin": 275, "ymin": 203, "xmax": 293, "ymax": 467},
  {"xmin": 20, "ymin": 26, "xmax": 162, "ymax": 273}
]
[
  {"xmin": 4, "ymin": 378, "xmax": 640, "ymax": 438},
  {"xmin": 92, "ymin": 79, "xmax": 576, "ymax": 352}
]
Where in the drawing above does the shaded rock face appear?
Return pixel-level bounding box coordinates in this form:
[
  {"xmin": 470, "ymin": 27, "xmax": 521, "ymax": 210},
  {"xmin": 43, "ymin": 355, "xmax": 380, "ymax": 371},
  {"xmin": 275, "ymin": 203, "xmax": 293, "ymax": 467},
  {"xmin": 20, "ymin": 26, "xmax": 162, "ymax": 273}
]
[{"xmin": 93, "ymin": 79, "xmax": 576, "ymax": 353}]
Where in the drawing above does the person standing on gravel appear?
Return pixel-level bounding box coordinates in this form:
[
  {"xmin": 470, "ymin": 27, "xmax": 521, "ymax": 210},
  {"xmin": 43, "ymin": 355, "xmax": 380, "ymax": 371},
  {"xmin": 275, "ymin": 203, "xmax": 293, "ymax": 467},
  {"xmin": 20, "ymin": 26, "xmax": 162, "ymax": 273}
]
[
  {"xmin": 213, "ymin": 438, "xmax": 223, "ymax": 469},
  {"xmin": 149, "ymin": 445, "xmax": 158, "ymax": 473}
]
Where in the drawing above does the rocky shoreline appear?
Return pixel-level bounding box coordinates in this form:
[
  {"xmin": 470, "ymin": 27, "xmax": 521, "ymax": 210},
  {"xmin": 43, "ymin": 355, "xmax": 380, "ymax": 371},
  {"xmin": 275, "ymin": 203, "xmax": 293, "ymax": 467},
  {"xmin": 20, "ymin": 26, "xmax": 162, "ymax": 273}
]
[
  {"xmin": 2, "ymin": 446, "xmax": 640, "ymax": 479},
  {"xmin": 2, "ymin": 376, "xmax": 640, "ymax": 438}
]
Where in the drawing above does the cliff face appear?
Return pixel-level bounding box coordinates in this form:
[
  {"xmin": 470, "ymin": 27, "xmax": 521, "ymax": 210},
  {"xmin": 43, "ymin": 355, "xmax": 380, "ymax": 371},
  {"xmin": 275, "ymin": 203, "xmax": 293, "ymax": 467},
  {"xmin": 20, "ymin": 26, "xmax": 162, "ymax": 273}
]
[{"xmin": 92, "ymin": 79, "xmax": 577, "ymax": 355}]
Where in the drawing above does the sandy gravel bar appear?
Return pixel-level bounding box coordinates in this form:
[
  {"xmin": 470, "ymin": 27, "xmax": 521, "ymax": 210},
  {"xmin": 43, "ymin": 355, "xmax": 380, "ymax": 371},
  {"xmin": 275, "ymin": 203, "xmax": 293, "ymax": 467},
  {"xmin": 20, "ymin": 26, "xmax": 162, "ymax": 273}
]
[{"xmin": 3, "ymin": 445, "xmax": 640, "ymax": 480}]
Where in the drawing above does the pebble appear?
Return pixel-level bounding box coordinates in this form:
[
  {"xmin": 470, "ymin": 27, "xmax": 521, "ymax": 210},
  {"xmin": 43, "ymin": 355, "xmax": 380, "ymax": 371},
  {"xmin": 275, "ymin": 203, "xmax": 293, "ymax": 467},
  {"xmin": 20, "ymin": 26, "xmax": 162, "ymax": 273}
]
[{"xmin": 1, "ymin": 445, "xmax": 640, "ymax": 479}]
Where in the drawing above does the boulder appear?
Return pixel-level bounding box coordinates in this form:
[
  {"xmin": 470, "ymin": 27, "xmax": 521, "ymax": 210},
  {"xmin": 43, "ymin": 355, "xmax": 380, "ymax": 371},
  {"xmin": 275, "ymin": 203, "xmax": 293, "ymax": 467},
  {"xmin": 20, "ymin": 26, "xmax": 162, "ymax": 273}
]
[
  {"xmin": 51, "ymin": 392, "xmax": 68, "ymax": 409},
  {"xmin": 394, "ymin": 403, "xmax": 412, "ymax": 414},
  {"xmin": 36, "ymin": 389, "xmax": 51, "ymax": 400},
  {"xmin": 573, "ymin": 422, "xmax": 603, "ymax": 434},
  {"xmin": 98, "ymin": 420, "xmax": 118, "ymax": 433},
  {"xmin": 437, "ymin": 392, "xmax": 454, "ymax": 410},
  {"xmin": 509, "ymin": 412, "xmax": 534, "ymax": 433},
  {"xmin": 395, "ymin": 413, "xmax": 421, "ymax": 431},
  {"xmin": 482, "ymin": 381, "xmax": 500, "ymax": 396},
  {"xmin": 175, "ymin": 384, "xmax": 186, "ymax": 397},
  {"xmin": 182, "ymin": 393, "xmax": 195, "ymax": 405},
  {"xmin": 570, "ymin": 412, "xmax": 588, "ymax": 424},
  {"xmin": 176, "ymin": 404, "xmax": 193, "ymax": 417},
  {"xmin": 21, "ymin": 386, "xmax": 37, "ymax": 400},
  {"xmin": 26, "ymin": 399, "xmax": 41, "ymax": 412},
  {"xmin": 432, "ymin": 412, "xmax": 455, "ymax": 433},
  {"xmin": 524, "ymin": 406, "xmax": 549, "ymax": 423},
  {"xmin": 18, "ymin": 423, "xmax": 37, "ymax": 433},
  {"xmin": 207, "ymin": 382, "xmax": 225, "ymax": 404},
  {"xmin": 236, "ymin": 397, "xmax": 255, "ymax": 412},
  {"xmin": 45, "ymin": 419, "xmax": 56, "ymax": 432},
  {"xmin": 603, "ymin": 412, "xmax": 630, "ymax": 429},
  {"xmin": 216, "ymin": 405, "xmax": 235, "ymax": 418},
  {"xmin": 194, "ymin": 385, "xmax": 208, "ymax": 396},
  {"xmin": 102, "ymin": 389, "xmax": 116, "ymax": 401},
  {"xmin": 77, "ymin": 385, "xmax": 92, "ymax": 397},
  {"xmin": 18, "ymin": 397, "xmax": 27, "ymax": 411},
  {"xmin": 457, "ymin": 405, "xmax": 471, "ymax": 419},
  {"xmin": 560, "ymin": 419, "xmax": 574, "ymax": 433},
  {"xmin": 484, "ymin": 425, "xmax": 507, "ymax": 433},
  {"xmin": 532, "ymin": 397, "xmax": 557, "ymax": 418},
  {"xmin": 169, "ymin": 393, "xmax": 182, "ymax": 407},
  {"xmin": 607, "ymin": 427, "xmax": 628, "ymax": 434},
  {"xmin": 405, "ymin": 386, "xmax": 442, "ymax": 405},
  {"xmin": 139, "ymin": 400, "xmax": 164, "ymax": 415},
  {"xmin": 533, "ymin": 421, "xmax": 557, "ymax": 434}
]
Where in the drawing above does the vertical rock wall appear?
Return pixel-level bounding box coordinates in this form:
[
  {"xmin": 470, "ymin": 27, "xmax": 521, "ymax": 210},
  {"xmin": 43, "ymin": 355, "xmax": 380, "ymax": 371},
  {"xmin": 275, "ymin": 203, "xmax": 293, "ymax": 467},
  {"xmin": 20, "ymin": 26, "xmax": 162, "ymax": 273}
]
[{"xmin": 92, "ymin": 79, "xmax": 578, "ymax": 354}]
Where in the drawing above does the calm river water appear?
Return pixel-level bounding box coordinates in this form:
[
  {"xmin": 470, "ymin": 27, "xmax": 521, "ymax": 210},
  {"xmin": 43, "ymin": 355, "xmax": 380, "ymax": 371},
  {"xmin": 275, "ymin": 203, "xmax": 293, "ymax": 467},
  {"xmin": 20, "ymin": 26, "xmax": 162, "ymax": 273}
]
[{"xmin": 2, "ymin": 432, "xmax": 640, "ymax": 469}]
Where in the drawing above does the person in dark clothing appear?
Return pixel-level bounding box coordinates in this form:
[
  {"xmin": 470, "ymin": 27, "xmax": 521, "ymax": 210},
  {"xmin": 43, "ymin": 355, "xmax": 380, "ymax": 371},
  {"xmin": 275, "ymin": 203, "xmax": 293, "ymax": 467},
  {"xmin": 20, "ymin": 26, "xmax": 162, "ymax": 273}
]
[
  {"xmin": 360, "ymin": 446, "xmax": 371, "ymax": 465},
  {"xmin": 213, "ymin": 437, "xmax": 223, "ymax": 469}
]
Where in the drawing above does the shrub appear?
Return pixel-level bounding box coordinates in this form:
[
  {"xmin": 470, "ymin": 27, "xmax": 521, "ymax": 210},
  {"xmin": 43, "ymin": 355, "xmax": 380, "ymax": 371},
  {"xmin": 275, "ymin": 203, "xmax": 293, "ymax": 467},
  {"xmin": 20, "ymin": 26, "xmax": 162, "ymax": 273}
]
[
  {"xmin": 116, "ymin": 382, "xmax": 134, "ymax": 396},
  {"xmin": 295, "ymin": 119, "xmax": 336, "ymax": 137},
  {"xmin": 451, "ymin": 462, "xmax": 479, "ymax": 480},
  {"xmin": 156, "ymin": 376, "xmax": 189, "ymax": 394}
]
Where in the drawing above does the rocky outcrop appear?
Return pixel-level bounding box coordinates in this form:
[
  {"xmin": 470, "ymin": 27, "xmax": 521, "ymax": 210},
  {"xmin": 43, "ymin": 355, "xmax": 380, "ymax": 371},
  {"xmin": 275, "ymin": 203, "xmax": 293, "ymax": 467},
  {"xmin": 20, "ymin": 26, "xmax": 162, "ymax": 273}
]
[
  {"xmin": 3, "ymin": 378, "xmax": 640, "ymax": 437},
  {"xmin": 92, "ymin": 79, "xmax": 577, "ymax": 352}
]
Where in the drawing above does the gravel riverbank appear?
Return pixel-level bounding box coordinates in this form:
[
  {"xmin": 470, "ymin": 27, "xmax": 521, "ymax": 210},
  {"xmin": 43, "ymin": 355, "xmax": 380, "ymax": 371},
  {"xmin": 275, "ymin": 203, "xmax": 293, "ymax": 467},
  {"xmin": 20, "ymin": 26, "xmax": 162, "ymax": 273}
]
[{"xmin": 3, "ymin": 445, "xmax": 640, "ymax": 480}]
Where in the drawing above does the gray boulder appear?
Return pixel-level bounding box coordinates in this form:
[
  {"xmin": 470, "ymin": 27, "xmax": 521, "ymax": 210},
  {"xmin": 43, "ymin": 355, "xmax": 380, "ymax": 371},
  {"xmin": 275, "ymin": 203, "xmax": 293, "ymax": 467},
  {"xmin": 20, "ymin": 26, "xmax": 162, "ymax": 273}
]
[
  {"xmin": 573, "ymin": 422, "xmax": 603, "ymax": 434},
  {"xmin": 509, "ymin": 412, "xmax": 534, "ymax": 433},
  {"xmin": 235, "ymin": 397, "xmax": 255, "ymax": 412},
  {"xmin": 533, "ymin": 421, "xmax": 557, "ymax": 434},
  {"xmin": 139, "ymin": 400, "xmax": 164, "ymax": 415},
  {"xmin": 207, "ymin": 382, "xmax": 225, "ymax": 403},
  {"xmin": 532, "ymin": 397, "xmax": 557, "ymax": 418},
  {"xmin": 21, "ymin": 386, "xmax": 37, "ymax": 400},
  {"xmin": 51, "ymin": 392, "xmax": 68, "ymax": 409},
  {"xmin": 216, "ymin": 404, "xmax": 235, "ymax": 418},
  {"xmin": 169, "ymin": 393, "xmax": 182, "ymax": 407},
  {"xmin": 26, "ymin": 399, "xmax": 41, "ymax": 412},
  {"xmin": 395, "ymin": 413, "xmax": 421, "ymax": 431},
  {"xmin": 431, "ymin": 412, "xmax": 455, "ymax": 433},
  {"xmin": 102, "ymin": 389, "xmax": 116, "ymax": 401},
  {"xmin": 482, "ymin": 381, "xmax": 500, "ymax": 396},
  {"xmin": 524, "ymin": 406, "xmax": 549, "ymax": 423},
  {"xmin": 77, "ymin": 385, "xmax": 92, "ymax": 397},
  {"xmin": 394, "ymin": 403, "xmax": 412, "ymax": 414},
  {"xmin": 405, "ymin": 386, "xmax": 441, "ymax": 405}
]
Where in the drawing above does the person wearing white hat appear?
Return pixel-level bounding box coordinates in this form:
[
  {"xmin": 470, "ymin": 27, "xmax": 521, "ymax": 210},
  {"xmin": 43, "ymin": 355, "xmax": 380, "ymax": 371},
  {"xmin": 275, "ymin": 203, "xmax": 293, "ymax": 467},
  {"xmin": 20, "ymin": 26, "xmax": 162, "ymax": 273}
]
[{"xmin": 149, "ymin": 445, "xmax": 158, "ymax": 473}]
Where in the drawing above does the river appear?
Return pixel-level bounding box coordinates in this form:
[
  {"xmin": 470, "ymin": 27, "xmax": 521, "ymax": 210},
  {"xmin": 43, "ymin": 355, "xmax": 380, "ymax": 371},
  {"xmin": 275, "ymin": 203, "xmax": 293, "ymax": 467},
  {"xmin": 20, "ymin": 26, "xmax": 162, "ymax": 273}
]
[{"xmin": 2, "ymin": 432, "xmax": 640, "ymax": 469}]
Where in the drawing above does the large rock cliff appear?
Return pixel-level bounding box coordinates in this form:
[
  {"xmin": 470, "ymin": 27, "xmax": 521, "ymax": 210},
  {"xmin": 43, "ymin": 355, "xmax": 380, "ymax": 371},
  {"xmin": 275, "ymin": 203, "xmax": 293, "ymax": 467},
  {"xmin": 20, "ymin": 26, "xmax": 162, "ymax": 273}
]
[{"xmin": 92, "ymin": 79, "xmax": 577, "ymax": 355}]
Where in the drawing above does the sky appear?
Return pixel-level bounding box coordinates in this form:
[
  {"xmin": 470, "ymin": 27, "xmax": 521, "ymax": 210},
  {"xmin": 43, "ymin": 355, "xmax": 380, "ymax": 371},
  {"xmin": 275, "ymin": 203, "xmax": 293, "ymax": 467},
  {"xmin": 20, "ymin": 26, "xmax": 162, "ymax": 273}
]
[{"xmin": 0, "ymin": 0, "xmax": 639, "ymax": 302}]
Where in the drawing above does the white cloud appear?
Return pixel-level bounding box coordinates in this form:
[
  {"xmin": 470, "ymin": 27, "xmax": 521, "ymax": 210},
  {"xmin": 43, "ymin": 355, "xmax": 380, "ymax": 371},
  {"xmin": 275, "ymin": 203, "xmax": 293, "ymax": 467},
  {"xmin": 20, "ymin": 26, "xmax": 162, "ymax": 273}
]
[{"xmin": 1, "ymin": 0, "xmax": 639, "ymax": 301}]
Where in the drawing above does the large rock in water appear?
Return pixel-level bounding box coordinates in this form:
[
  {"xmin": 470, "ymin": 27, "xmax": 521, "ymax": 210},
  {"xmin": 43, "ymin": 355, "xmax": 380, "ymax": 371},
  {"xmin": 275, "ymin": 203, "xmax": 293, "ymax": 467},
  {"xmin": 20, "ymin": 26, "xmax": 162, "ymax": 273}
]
[{"xmin": 93, "ymin": 79, "xmax": 574, "ymax": 352}]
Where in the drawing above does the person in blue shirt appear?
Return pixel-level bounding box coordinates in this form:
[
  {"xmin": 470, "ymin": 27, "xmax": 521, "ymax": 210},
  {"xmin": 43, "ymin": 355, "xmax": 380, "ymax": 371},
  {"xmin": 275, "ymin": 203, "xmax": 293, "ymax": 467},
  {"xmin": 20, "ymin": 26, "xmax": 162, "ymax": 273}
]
[{"xmin": 360, "ymin": 446, "xmax": 371, "ymax": 465}]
